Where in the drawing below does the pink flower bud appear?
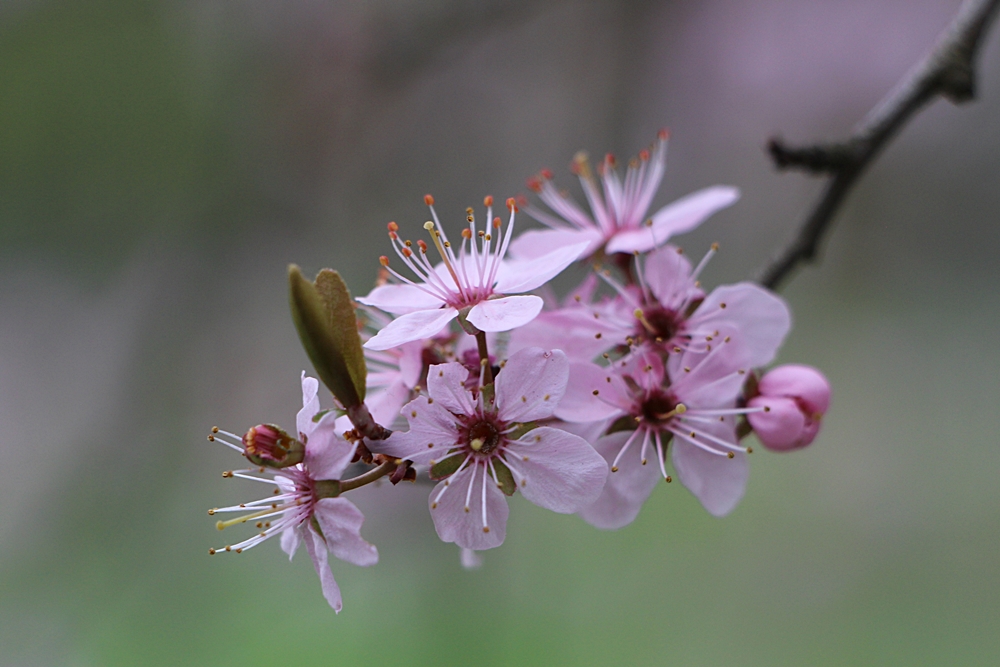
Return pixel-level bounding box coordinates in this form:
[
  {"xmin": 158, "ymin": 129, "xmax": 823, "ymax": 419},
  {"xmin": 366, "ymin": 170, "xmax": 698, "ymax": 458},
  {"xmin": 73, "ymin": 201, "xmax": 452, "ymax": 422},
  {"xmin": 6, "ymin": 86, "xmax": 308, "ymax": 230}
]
[
  {"xmin": 747, "ymin": 364, "xmax": 830, "ymax": 451},
  {"xmin": 242, "ymin": 424, "xmax": 305, "ymax": 467}
]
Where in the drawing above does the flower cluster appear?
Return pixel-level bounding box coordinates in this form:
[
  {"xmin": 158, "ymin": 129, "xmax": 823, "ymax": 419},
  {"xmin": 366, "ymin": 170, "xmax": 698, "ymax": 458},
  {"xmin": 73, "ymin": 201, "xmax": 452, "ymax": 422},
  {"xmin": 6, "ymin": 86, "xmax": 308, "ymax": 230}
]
[{"xmin": 206, "ymin": 133, "xmax": 831, "ymax": 612}]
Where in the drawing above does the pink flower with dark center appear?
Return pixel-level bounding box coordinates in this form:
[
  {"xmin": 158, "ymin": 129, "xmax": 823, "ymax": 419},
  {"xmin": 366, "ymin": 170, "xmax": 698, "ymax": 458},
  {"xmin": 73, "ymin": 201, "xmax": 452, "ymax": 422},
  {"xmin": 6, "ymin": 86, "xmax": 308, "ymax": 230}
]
[
  {"xmin": 748, "ymin": 364, "xmax": 831, "ymax": 451},
  {"xmin": 511, "ymin": 131, "xmax": 739, "ymax": 260},
  {"xmin": 377, "ymin": 347, "xmax": 608, "ymax": 550},
  {"xmin": 556, "ymin": 341, "xmax": 763, "ymax": 527},
  {"xmin": 510, "ymin": 245, "xmax": 791, "ymax": 369},
  {"xmin": 208, "ymin": 373, "xmax": 378, "ymax": 612},
  {"xmin": 359, "ymin": 196, "xmax": 588, "ymax": 351}
]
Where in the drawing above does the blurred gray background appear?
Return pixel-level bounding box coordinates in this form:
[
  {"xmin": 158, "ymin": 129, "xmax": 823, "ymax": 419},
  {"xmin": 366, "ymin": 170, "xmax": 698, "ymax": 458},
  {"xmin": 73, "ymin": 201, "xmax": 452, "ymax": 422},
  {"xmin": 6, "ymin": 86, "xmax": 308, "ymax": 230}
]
[{"xmin": 2, "ymin": 1, "xmax": 999, "ymax": 665}]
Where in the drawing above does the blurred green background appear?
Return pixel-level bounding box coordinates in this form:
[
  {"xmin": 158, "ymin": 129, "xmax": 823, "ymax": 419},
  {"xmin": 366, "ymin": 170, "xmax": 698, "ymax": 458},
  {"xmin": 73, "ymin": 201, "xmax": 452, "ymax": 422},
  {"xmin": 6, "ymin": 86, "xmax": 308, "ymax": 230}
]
[{"xmin": 2, "ymin": 1, "xmax": 999, "ymax": 665}]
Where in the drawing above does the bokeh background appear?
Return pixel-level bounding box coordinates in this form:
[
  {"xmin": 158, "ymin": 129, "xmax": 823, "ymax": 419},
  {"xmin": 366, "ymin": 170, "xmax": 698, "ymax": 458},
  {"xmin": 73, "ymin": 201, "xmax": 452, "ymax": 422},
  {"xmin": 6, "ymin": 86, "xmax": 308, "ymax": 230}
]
[{"xmin": 2, "ymin": 1, "xmax": 999, "ymax": 665}]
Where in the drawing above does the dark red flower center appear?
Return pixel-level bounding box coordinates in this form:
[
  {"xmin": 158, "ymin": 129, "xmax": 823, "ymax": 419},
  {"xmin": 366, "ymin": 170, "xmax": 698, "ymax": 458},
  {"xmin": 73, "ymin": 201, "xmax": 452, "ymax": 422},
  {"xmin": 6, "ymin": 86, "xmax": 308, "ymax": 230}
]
[{"xmin": 466, "ymin": 419, "xmax": 501, "ymax": 454}]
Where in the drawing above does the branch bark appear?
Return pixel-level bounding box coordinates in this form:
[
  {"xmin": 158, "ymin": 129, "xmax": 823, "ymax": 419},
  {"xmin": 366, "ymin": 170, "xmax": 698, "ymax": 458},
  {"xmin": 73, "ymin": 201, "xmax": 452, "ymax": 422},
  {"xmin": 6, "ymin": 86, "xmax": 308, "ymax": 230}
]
[{"xmin": 758, "ymin": 0, "xmax": 1000, "ymax": 290}]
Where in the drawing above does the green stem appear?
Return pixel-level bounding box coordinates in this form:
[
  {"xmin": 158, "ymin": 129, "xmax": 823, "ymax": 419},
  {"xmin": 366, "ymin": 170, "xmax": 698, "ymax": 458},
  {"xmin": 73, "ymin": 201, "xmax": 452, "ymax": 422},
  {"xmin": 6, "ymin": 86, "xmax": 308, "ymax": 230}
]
[
  {"xmin": 476, "ymin": 330, "xmax": 494, "ymax": 385},
  {"xmin": 338, "ymin": 460, "xmax": 397, "ymax": 494}
]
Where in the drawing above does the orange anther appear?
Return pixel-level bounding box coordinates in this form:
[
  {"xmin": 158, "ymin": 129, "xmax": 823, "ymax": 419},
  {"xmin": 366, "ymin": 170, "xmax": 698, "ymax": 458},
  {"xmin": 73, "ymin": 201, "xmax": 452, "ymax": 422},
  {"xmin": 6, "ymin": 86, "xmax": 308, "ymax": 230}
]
[
  {"xmin": 379, "ymin": 255, "xmax": 389, "ymax": 267},
  {"xmin": 658, "ymin": 128, "xmax": 669, "ymax": 141},
  {"xmin": 387, "ymin": 221, "xmax": 398, "ymax": 232},
  {"xmin": 461, "ymin": 228, "xmax": 473, "ymax": 239},
  {"xmin": 639, "ymin": 149, "xmax": 650, "ymax": 161},
  {"xmin": 527, "ymin": 176, "xmax": 542, "ymax": 192},
  {"xmin": 483, "ymin": 195, "xmax": 493, "ymax": 207},
  {"xmin": 424, "ymin": 194, "xmax": 435, "ymax": 206},
  {"xmin": 540, "ymin": 168, "xmax": 553, "ymax": 180},
  {"xmin": 505, "ymin": 197, "xmax": 516, "ymax": 211},
  {"xmin": 416, "ymin": 240, "xmax": 428, "ymax": 252}
]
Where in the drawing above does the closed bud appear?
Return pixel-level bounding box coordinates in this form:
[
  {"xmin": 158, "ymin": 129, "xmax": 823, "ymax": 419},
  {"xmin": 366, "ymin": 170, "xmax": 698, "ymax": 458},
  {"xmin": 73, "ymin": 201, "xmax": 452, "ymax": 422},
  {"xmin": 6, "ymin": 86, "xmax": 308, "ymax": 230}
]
[
  {"xmin": 242, "ymin": 424, "xmax": 305, "ymax": 468},
  {"xmin": 747, "ymin": 364, "xmax": 831, "ymax": 451}
]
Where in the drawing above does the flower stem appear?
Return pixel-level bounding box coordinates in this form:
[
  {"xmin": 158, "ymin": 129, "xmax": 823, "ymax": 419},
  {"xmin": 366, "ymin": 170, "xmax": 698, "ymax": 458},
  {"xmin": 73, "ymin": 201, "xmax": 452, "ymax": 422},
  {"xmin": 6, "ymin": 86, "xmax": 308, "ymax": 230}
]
[
  {"xmin": 476, "ymin": 330, "xmax": 494, "ymax": 385},
  {"xmin": 338, "ymin": 460, "xmax": 397, "ymax": 494}
]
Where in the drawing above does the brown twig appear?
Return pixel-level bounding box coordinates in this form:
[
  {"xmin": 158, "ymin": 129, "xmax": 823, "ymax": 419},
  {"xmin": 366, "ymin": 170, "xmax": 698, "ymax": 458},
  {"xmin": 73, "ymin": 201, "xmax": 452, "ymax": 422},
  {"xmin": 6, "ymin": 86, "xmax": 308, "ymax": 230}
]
[{"xmin": 758, "ymin": 0, "xmax": 1000, "ymax": 290}]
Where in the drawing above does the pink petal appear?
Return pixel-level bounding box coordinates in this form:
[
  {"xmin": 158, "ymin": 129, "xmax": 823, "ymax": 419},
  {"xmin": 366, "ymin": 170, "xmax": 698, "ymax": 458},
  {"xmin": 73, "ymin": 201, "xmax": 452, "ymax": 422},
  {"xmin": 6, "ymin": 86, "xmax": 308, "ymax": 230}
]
[
  {"xmin": 553, "ymin": 361, "xmax": 629, "ymax": 423},
  {"xmin": 643, "ymin": 245, "xmax": 696, "ymax": 308},
  {"xmin": 495, "ymin": 348, "xmax": 568, "ymax": 423},
  {"xmin": 757, "ymin": 364, "xmax": 831, "ymax": 415},
  {"xmin": 429, "ymin": 463, "xmax": 508, "ymax": 550},
  {"xmin": 357, "ymin": 283, "xmax": 443, "ymax": 315},
  {"xmin": 747, "ymin": 396, "xmax": 809, "ymax": 451},
  {"xmin": 397, "ymin": 341, "xmax": 426, "ymax": 388},
  {"xmin": 366, "ymin": 378, "xmax": 412, "ymax": 428},
  {"xmin": 503, "ymin": 427, "xmax": 608, "ymax": 513},
  {"xmin": 304, "ymin": 421, "xmax": 356, "ymax": 480},
  {"xmin": 427, "ymin": 361, "xmax": 476, "ymax": 415},
  {"xmin": 280, "ymin": 526, "xmax": 300, "ymax": 560},
  {"xmin": 467, "ymin": 295, "xmax": 543, "ymax": 332},
  {"xmin": 313, "ymin": 497, "xmax": 379, "ymax": 567},
  {"xmin": 374, "ymin": 396, "xmax": 460, "ymax": 462},
  {"xmin": 506, "ymin": 307, "xmax": 621, "ymax": 362},
  {"xmin": 578, "ymin": 431, "xmax": 662, "ymax": 530},
  {"xmin": 668, "ymin": 337, "xmax": 749, "ymax": 408},
  {"xmin": 606, "ymin": 186, "xmax": 740, "ymax": 254},
  {"xmin": 492, "ymin": 242, "xmax": 590, "ymax": 293},
  {"xmin": 509, "ymin": 228, "xmax": 604, "ymax": 260},
  {"xmin": 302, "ymin": 527, "xmax": 343, "ymax": 613},
  {"xmin": 693, "ymin": 283, "xmax": 791, "ymax": 367},
  {"xmin": 671, "ymin": 432, "xmax": 748, "ymax": 517},
  {"xmin": 297, "ymin": 372, "xmax": 322, "ymax": 440},
  {"xmin": 364, "ymin": 308, "xmax": 458, "ymax": 351}
]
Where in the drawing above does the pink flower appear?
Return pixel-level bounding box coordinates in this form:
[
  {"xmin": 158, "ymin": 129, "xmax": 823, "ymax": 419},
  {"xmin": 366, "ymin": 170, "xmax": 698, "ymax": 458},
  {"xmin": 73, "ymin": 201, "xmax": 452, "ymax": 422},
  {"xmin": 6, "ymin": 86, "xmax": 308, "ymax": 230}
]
[
  {"xmin": 747, "ymin": 364, "xmax": 831, "ymax": 451},
  {"xmin": 509, "ymin": 245, "xmax": 791, "ymax": 369},
  {"xmin": 208, "ymin": 373, "xmax": 378, "ymax": 613},
  {"xmin": 511, "ymin": 131, "xmax": 739, "ymax": 260},
  {"xmin": 377, "ymin": 347, "xmax": 608, "ymax": 550},
  {"xmin": 359, "ymin": 196, "xmax": 588, "ymax": 351},
  {"xmin": 556, "ymin": 341, "xmax": 758, "ymax": 527}
]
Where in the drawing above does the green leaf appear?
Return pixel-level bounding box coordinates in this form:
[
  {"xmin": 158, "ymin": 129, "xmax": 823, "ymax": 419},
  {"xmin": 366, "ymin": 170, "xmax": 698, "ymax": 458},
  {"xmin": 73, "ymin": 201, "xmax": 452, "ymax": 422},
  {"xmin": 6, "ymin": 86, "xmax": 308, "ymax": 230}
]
[
  {"xmin": 288, "ymin": 265, "xmax": 364, "ymax": 408},
  {"xmin": 493, "ymin": 458, "xmax": 517, "ymax": 496},
  {"xmin": 430, "ymin": 453, "xmax": 465, "ymax": 480}
]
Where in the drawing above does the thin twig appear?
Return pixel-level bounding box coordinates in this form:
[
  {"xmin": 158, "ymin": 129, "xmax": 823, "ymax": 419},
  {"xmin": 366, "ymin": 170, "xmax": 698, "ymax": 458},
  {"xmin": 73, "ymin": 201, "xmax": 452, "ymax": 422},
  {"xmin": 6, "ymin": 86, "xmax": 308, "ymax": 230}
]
[{"xmin": 758, "ymin": 0, "xmax": 1000, "ymax": 290}]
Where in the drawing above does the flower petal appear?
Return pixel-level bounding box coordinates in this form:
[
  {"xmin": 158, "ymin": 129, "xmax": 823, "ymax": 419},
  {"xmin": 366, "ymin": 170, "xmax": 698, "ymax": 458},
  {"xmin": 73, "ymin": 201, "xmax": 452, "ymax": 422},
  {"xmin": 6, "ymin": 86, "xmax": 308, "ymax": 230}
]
[
  {"xmin": 297, "ymin": 372, "xmax": 322, "ymax": 440},
  {"xmin": 374, "ymin": 396, "xmax": 460, "ymax": 462},
  {"xmin": 606, "ymin": 186, "xmax": 739, "ymax": 254},
  {"xmin": 643, "ymin": 244, "xmax": 696, "ymax": 309},
  {"xmin": 506, "ymin": 306, "xmax": 621, "ymax": 362},
  {"xmin": 313, "ymin": 497, "xmax": 379, "ymax": 567},
  {"xmin": 553, "ymin": 361, "xmax": 629, "ymax": 423},
  {"xmin": 366, "ymin": 378, "xmax": 412, "ymax": 429},
  {"xmin": 466, "ymin": 295, "xmax": 543, "ymax": 332},
  {"xmin": 492, "ymin": 242, "xmax": 590, "ymax": 293},
  {"xmin": 578, "ymin": 430, "xmax": 662, "ymax": 530},
  {"xmin": 429, "ymin": 463, "xmax": 508, "ymax": 550},
  {"xmin": 504, "ymin": 426, "xmax": 608, "ymax": 513},
  {"xmin": 364, "ymin": 308, "xmax": 458, "ymax": 351},
  {"xmin": 357, "ymin": 283, "xmax": 444, "ymax": 315},
  {"xmin": 304, "ymin": 417, "xmax": 356, "ymax": 479},
  {"xmin": 302, "ymin": 527, "xmax": 343, "ymax": 613},
  {"xmin": 427, "ymin": 361, "xmax": 476, "ymax": 415},
  {"xmin": 692, "ymin": 282, "xmax": 791, "ymax": 367},
  {"xmin": 671, "ymin": 430, "xmax": 748, "ymax": 517},
  {"xmin": 493, "ymin": 347, "xmax": 569, "ymax": 423},
  {"xmin": 280, "ymin": 526, "xmax": 300, "ymax": 560},
  {"xmin": 509, "ymin": 228, "xmax": 604, "ymax": 260}
]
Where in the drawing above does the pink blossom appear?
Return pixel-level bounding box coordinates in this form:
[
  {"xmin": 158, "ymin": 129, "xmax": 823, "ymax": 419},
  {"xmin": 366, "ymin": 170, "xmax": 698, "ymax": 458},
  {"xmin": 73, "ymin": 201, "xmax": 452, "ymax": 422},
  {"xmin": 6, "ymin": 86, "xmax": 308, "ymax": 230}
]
[
  {"xmin": 209, "ymin": 373, "xmax": 378, "ymax": 613},
  {"xmin": 511, "ymin": 132, "xmax": 739, "ymax": 260},
  {"xmin": 510, "ymin": 245, "xmax": 791, "ymax": 369},
  {"xmin": 376, "ymin": 348, "xmax": 608, "ymax": 550},
  {"xmin": 556, "ymin": 341, "xmax": 758, "ymax": 527},
  {"xmin": 359, "ymin": 196, "xmax": 588, "ymax": 351},
  {"xmin": 748, "ymin": 364, "xmax": 831, "ymax": 451}
]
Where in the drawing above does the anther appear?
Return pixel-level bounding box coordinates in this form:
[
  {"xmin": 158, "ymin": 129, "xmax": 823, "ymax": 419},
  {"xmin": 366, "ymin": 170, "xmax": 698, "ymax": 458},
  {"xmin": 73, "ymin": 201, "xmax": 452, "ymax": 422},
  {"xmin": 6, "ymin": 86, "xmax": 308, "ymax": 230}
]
[
  {"xmin": 665, "ymin": 475, "xmax": 672, "ymax": 483},
  {"xmin": 208, "ymin": 548, "xmax": 216, "ymax": 555},
  {"xmin": 484, "ymin": 195, "xmax": 493, "ymax": 206},
  {"xmin": 212, "ymin": 426, "xmax": 219, "ymax": 434},
  {"xmin": 387, "ymin": 221, "xmax": 398, "ymax": 232},
  {"xmin": 592, "ymin": 390, "xmax": 599, "ymax": 396},
  {"xmin": 379, "ymin": 255, "xmax": 389, "ymax": 267},
  {"xmin": 506, "ymin": 197, "xmax": 516, "ymax": 211},
  {"xmin": 222, "ymin": 471, "xmax": 233, "ymax": 478},
  {"xmin": 727, "ymin": 452, "xmax": 735, "ymax": 459},
  {"xmin": 747, "ymin": 447, "xmax": 754, "ymax": 454},
  {"xmin": 611, "ymin": 466, "xmax": 619, "ymax": 473},
  {"xmin": 207, "ymin": 509, "xmax": 216, "ymax": 515},
  {"xmin": 424, "ymin": 194, "xmax": 434, "ymax": 206}
]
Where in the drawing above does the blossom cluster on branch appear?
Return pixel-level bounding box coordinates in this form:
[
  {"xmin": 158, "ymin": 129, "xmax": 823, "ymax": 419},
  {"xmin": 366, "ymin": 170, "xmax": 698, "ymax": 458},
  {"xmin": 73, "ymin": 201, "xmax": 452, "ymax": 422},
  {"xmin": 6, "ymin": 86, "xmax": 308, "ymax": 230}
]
[{"xmin": 206, "ymin": 132, "xmax": 831, "ymax": 612}]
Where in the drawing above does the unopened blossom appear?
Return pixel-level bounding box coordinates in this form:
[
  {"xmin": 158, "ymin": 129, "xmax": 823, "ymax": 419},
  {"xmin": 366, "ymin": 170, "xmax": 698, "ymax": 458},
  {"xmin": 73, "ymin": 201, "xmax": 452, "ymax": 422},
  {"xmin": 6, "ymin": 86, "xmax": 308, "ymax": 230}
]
[
  {"xmin": 556, "ymin": 341, "xmax": 761, "ymax": 528},
  {"xmin": 511, "ymin": 131, "xmax": 739, "ymax": 260},
  {"xmin": 377, "ymin": 347, "xmax": 608, "ymax": 550},
  {"xmin": 359, "ymin": 196, "xmax": 588, "ymax": 351},
  {"xmin": 748, "ymin": 364, "xmax": 831, "ymax": 451},
  {"xmin": 208, "ymin": 373, "xmax": 378, "ymax": 612},
  {"xmin": 510, "ymin": 244, "xmax": 791, "ymax": 368}
]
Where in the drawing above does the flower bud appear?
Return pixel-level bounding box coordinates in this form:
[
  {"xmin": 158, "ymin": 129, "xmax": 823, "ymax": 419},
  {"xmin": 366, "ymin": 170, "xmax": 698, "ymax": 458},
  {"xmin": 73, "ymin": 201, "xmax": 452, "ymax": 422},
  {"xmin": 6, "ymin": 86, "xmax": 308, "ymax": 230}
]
[
  {"xmin": 242, "ymin": 424, "xmax": 305, "ymax": 467},
  {"xmin": 747, "ymin": 364, "xmax": 830, "ymax": 451}
]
